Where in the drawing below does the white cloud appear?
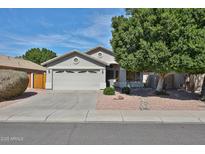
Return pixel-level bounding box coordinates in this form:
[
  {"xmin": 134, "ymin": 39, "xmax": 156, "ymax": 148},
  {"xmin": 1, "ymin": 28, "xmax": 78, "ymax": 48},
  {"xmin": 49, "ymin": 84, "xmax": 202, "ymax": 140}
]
[
  {"xmin": 0, "ymin": 11, "xmax": 119, "ymax": 56},
  {"xmin": 77, "ymin": 14, "xmax": 113, "ymax": 40},
  {"xmin": 39, "ymin": 19, "xmax": 54, "ymax": 28},
  {"xmin": 0, "ymin": 32, "xmax": 99, "ymax": 55},
  {"xmin": 0, "ymin": 43, "xmax": 27, "ymax": 56}
]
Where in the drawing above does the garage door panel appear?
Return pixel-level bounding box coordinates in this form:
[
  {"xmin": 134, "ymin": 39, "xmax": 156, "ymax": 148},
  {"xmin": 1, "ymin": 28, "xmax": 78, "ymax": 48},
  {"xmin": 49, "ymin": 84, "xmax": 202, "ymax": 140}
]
[{"xmin": 53, "ymin": 70, "xmax": 100, "ymax": 90}]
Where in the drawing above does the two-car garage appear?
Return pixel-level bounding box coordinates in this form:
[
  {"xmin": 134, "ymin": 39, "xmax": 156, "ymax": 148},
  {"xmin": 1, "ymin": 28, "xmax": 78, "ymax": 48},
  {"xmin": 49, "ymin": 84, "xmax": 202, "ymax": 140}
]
[
  {"xmin": 42, "ymin": 51, "xmax": 107, "ymax": 90},
  {"xmin": 52, "ymin": 69, "xmax": 101, "ymax": 90}
]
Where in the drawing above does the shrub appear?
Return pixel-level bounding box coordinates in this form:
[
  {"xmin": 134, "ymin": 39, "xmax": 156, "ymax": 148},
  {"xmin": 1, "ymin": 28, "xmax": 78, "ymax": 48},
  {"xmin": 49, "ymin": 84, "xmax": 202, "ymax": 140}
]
[
  {"xmin": 0, "ymin": 69, "xmax": 29, "ymax": 101},
  {"xmin": 154, "ymin": 90, "xmax": 169, "ymax": 96},
  {"xmin": 103, "ymin": 87, "xmax": 115, "ymax": 95},
  {"xmin": 122, "ymin": 87, "xmax": 130, "ymax": 94},
  {"xmin": 201, "ymin": 96, "xmax": 205, "ymax": 102}
]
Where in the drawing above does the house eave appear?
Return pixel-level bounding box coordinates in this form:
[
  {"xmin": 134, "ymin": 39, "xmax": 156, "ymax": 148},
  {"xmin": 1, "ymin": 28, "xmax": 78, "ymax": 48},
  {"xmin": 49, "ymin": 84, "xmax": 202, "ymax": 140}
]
[
  {"xmin": 85, "ymin": 46, "xmax": 114, "ymax": 56},
  {"xmin": 41, "ymin": 50, "xmax": 109, "ymax": 67}
]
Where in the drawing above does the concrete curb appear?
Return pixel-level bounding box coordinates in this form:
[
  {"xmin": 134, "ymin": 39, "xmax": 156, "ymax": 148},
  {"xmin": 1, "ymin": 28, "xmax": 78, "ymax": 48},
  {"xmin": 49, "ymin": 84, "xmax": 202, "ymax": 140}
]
[
  {"xmin": 1, "ymin": 110, "xmax": 205, "ymax": 124},
  {"xmin": 0, "ymin": 120, "xmax": 204, "ymax": 124}
]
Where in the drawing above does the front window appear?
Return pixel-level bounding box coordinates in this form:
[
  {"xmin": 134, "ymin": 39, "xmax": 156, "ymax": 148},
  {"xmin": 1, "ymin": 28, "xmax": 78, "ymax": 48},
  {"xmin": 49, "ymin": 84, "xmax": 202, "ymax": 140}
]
[
  {"xmin": 126, "ymin": 71, "xmax": 141, "ymax": 81},
  {"xmin": 115, "ymin": 70, "xmax": 119, "ymax": 81},
  {"xmin": 106, "ymin": 70, "xmax": 114, "ymax": 80}
]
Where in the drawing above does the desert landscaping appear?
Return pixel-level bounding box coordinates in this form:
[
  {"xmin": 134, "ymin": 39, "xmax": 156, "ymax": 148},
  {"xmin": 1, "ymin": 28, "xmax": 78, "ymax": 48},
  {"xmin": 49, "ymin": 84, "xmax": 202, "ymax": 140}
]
[{"xmin": 97, "ymin": 89, "xmax": 205, "ymax": 110}]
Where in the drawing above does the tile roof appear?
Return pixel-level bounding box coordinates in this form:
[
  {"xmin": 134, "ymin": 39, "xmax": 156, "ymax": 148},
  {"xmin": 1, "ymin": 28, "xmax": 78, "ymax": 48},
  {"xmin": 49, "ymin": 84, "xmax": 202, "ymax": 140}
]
[{"xmin": 0, "ymin": 55, "xmax": 46, "ymax": 71}]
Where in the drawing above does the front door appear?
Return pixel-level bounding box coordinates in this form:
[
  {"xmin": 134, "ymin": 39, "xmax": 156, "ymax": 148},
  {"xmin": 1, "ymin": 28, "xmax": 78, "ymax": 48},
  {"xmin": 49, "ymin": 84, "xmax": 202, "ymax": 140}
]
[{"xmin": 106, "ymin": 70, "xmax": 114, "ymax": 87}]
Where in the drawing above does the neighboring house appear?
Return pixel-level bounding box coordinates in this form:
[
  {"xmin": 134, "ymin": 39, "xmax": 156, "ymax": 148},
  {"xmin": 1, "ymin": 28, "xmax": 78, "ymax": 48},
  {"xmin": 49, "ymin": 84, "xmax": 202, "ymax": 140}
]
[
  {"xmin": 41, "ymin": 46, "xmax": 185, "ymax": 90},
  {"xmin": 0, "ymin": 55, "xmax": 46, "ymax": 89}
]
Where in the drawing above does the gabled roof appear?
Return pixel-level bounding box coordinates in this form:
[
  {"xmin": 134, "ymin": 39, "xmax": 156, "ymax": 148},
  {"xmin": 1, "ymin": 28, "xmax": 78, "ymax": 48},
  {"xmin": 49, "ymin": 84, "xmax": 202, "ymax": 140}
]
[
  {"xmin": 86, "ymin": 46, "xmax": 114, "ymax": 56},
  {"xmin": 0, "ymin": 55, "xmax": 46, "ymax": 71},
  {"xmin": 41, "ymin": 50, "xmax": 109, "ymax": 66}
]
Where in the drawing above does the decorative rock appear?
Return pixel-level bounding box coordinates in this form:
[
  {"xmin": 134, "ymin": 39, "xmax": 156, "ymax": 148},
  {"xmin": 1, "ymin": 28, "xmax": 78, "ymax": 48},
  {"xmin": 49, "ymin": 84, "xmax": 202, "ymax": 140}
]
[
  {"xmin": 113, "ymin": 95, "xmax": 124, "ymax": 100},
  {"xmin": 0, "ymin": 69, "xmax": 29, "ymax": 101},
  {"xmin": 118, "ymin": 95, "xmax": 124, "ymax": 100}
]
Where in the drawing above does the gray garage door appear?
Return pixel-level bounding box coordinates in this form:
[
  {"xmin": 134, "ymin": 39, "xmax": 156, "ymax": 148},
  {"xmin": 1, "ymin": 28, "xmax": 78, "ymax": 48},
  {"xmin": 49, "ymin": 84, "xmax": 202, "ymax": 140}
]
[{"xmin": 53, "ymin": 69, "xmax": 100, "ymax": 90}]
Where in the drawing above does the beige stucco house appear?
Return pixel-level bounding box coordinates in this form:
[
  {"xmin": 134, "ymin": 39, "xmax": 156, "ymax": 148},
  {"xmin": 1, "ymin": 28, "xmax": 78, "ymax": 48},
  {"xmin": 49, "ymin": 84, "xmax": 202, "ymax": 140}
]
[{"xmin": 42, "ymin": 46, "xmax": 185, "ymax": 90}]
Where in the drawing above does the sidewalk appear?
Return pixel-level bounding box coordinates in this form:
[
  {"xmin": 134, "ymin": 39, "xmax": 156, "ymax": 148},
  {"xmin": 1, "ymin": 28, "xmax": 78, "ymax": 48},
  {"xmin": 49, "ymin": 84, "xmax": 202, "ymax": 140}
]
[{"xmin": 1, "ymin": 110, "xmax": 205, "ymax": 123}]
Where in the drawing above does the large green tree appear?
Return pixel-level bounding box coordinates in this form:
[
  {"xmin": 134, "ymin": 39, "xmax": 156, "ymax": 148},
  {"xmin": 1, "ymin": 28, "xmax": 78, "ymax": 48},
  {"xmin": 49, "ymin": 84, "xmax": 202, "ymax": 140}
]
[
  {"xmin": 23, "ymin": 48, "xmax": 57, "ymax": 65},
  {"xmin": 111, "ymin": 8, "xmax": 205, "ymax": 92}
]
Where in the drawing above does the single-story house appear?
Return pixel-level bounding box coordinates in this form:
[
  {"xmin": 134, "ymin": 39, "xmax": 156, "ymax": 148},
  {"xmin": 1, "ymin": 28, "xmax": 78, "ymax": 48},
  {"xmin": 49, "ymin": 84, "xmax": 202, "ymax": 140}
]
[
  {"xmin": 42, "ymin": 46, "xmax": 186, "ymax": 90},
  {"xmin": 0, "ymin": 55, "xmax": 46, "ymax": 89}
]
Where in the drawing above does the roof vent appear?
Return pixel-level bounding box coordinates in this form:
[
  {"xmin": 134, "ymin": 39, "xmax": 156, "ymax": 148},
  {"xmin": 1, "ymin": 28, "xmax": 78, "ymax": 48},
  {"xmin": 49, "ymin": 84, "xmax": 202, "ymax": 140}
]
[
  {"xmin": 73, "ymin": 57, "xmax": 79, "ymax": 64},
  {"xmin": 98, "ymin": 52, "xmax": 103, "ymax": 58}
]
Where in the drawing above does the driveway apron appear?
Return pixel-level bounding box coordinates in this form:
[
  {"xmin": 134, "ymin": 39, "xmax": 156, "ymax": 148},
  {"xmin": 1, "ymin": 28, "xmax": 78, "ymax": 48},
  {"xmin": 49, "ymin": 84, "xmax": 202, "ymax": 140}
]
[{"xmin": 0, "ymin": 91, "xmax": 97, "ymax": 122}]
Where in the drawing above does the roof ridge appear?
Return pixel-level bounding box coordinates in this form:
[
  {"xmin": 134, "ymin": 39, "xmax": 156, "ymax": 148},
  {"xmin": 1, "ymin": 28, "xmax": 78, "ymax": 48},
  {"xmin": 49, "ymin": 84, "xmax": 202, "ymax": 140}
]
[
  {"xmin": 0, "ymin": 55, "xmax": 46, "ymax": 71},
  {"xmin": 41, "ymin": 50, "xmax": 79, "ymax": 66},
  {"xmin": 80, "ymin": 51, "xmax": 109, "ymax": 65},
  {"xmin": 41, "ymin": 50, "xmax": 108, "ymax": 66},
  {"xmin": 85, "ymin": 46, "xmax": 113, "ymax": 55}
]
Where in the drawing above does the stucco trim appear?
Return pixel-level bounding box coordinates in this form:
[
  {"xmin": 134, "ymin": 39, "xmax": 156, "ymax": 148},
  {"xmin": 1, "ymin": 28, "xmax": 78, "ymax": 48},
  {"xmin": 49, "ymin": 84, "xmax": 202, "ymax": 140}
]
[
  {"xmin": 41, "ymin": 50, "xmax": 109, "ymax": 66},
  {"xmin": 86, "ymin": 46, "xmax": 114, "ymax": 56}
]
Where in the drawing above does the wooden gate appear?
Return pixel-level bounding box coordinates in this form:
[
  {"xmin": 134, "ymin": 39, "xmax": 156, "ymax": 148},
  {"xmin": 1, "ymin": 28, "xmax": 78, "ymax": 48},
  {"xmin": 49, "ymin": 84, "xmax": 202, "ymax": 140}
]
[{"xmin": 33, "ymin": 73, "xmax": 46, "ymax": 89}]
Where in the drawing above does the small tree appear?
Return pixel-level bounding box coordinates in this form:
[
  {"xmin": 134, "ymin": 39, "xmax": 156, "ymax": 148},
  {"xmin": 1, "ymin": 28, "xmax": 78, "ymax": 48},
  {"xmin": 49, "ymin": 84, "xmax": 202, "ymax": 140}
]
[
  {"xmin": 111, "ymin": 9, "xmax": 205, "ymax": 92},
  {"xmin": 23, "ymin": 48, "xmax": 57, "ymax": 65}
]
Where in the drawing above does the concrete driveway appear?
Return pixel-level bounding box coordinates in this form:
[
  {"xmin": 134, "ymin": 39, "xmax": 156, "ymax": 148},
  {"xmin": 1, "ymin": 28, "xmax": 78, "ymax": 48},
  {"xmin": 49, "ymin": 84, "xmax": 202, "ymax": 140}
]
[
  {"xmin": 1, "ymin": 89, "xmax": 205, "ymax": 123},
  {"xmin": 0, "ymin": 90, "xmax": 97, "ymax": 122}
]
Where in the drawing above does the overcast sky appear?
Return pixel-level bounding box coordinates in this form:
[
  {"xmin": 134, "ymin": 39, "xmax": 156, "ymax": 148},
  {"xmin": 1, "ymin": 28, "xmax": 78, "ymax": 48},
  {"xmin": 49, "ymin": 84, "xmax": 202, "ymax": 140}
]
[{"xmin": 0, "ymin": 8, "xmax": 125, "ymax": 56}]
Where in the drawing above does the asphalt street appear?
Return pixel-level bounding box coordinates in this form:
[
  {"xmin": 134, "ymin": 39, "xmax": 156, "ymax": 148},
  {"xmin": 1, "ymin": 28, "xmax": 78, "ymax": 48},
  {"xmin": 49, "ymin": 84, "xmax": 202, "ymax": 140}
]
[{"xmin": 0, "ymin": 122, "xmax": 205, "ymax": 145}]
